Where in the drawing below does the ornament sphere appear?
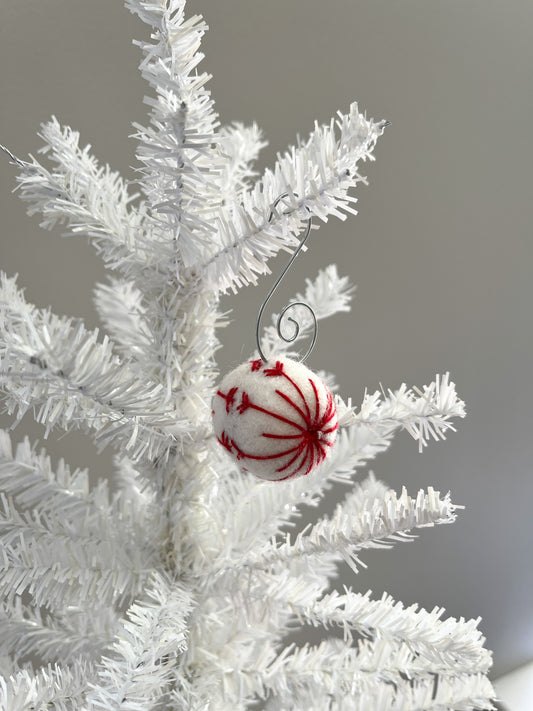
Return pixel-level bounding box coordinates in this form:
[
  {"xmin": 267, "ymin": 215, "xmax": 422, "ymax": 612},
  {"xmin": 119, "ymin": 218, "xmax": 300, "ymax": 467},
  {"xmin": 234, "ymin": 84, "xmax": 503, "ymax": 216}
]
[{"xmin": 212, "ymin": 357, "xmax": 338, "ymax": 481}]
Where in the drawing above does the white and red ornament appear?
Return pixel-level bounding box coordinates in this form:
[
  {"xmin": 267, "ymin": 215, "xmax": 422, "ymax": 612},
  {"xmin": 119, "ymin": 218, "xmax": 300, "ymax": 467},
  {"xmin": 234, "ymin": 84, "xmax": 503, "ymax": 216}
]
[
  {"xmin": 212, "ymin": 357, "xmax": 338, "ymax": 481},
  {"xmin": 213, "ymin": 192, "xmax": 341, "ymax": 481}
]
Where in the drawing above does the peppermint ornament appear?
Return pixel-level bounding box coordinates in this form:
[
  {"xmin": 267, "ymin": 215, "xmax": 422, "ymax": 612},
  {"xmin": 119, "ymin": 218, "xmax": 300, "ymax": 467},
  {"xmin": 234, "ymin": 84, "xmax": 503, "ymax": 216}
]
[
  {"xmin": 213, "ymin": 192, "xmax": 340, "ymax": 481},
  {"xmin": 213, "ymin": 357, "xmax": 338, "ymax": 481}
]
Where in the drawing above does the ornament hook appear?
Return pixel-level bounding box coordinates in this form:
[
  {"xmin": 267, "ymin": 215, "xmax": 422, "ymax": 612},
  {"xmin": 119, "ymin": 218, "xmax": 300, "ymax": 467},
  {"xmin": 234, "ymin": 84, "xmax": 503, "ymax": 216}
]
[
  {"xmin": 255, "ymin": 193, "xmax": 317, "ymax": 363},
  {"xmin": 0, "ymin": 144, "xmax": 25, "ymax": 168}
]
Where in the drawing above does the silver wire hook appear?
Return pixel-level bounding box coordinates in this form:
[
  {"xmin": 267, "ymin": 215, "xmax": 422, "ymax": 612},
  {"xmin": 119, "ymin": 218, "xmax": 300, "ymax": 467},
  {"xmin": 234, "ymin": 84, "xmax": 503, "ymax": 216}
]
[
  {"xmin": 255, "ymin": 193, "xmax": 317, "ymax": 363},
  {"xmin": 0, "ymin": 144, "xmax": 25, "ymax": 168}
]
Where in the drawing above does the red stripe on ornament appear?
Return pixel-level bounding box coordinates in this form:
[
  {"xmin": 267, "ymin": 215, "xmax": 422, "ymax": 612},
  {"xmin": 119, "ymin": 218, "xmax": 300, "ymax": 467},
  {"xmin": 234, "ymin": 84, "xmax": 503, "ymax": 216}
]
[
  {"xmin": 322, "ymin": 422, "xmax": 339, "ymax": 435},
  {"xmin": 317, "ymin": 392, "xmax": 336, "ymax": 429},
  {"xmin": 309, "ymin": 378, "xmax": 321, "ymax": 426},
  {"xmin": 247, "ymin": 401, "xmax": 306, "ymax": 432},
  {"xmin": 262, "ymin": 432, "xmax": 303, "ymax": 440},
  {"xmin": 312, "ymin": 438, "xmax": 327, "ymax": 461},
  {"xmin": 233, "ymin": 441, "xmax": 304, "ymax": 462},
  {"xmin": 275, "ymin": 389, "xmax": 310, "ymax": 426},
  {"xmin": 276, "ymin": 441, "xmax": 308, "ymax": 475},
  {"xmin": 281, "ymin": 370, "xmax": 312, "ymax": 421},
  {"xmin": 302, "ymin": 447, "xmax": 315, "ymax": 477}
]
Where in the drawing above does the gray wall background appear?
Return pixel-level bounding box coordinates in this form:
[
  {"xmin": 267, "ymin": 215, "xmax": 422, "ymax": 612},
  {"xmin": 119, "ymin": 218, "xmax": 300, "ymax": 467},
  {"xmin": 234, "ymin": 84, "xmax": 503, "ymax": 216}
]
[{"xmin": 1, "ymin": 0, "xmax": 532, "ymax": 682}]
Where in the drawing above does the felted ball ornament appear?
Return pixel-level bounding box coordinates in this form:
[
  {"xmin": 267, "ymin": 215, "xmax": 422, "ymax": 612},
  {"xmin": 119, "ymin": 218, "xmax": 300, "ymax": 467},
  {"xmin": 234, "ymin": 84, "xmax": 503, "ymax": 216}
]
[{"xmin": 212, "ymin": 357, "xmax": 338, "ymax": 481}]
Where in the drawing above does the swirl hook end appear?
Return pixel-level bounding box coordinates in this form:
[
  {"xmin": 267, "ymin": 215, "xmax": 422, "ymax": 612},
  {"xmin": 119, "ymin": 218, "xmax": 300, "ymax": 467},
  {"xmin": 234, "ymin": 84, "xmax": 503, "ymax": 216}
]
[{"xmin": 255, "ymin": 193, "xmax": 318, "ymax": 363}]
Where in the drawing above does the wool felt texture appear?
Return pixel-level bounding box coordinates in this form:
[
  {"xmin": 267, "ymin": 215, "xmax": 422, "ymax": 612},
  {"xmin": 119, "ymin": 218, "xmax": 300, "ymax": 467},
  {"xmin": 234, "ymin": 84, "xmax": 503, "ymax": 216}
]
[{"xmin": 212, "ymin": 357, "xmax": 338, "ymax": 481}]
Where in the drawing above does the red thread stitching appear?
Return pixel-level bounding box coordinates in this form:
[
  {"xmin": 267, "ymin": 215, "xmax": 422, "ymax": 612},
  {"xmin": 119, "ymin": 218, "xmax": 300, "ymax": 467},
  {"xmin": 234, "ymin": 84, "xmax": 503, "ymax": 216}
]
[
  {"xmin": 310, "ymin": 378, "xmax": 320, "ymax": 426},
  {"xmin": 217, "ymin": 387, "xmax": 238, "ymax": 413},
  {"xmin": 264, "ymin": 361, "xmax": 284, "ymax": 377},
  {"xmin": 275, "ymin": 389, "xmax": 309, "ymax": 426},
  {"xmin": 262, "ymin": 432, "xmax": 302, "ymax": 440},
  {"xmin": 281, "ymin": 370, "xmax": 311, "ymax": 421},
  {"xmin": 217, "ymin": 431, "xmax": 233, "ymax": 453},
  {"xmin": 275, "ymin": 441, "xmax": 307, "ymax": 473},
  {"xmin": 234, "ymin": 442, "xmax": 303, "ymax": 462},
  {"xmin": 318, "ymin": 392, "xmax": 336, "ymax": 429},
  {"xmin": 247, "ymin": 401, "xmax": 306, "ymax": 432},
  {"xmin": 237, "ymin": 392, "xmax": 250, "ymax": 414}
]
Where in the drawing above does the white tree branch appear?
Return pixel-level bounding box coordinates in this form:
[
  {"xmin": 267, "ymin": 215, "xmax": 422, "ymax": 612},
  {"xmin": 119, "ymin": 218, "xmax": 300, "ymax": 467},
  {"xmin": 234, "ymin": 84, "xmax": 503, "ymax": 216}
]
[
  {"xmin": 213, "ymin": 373, "xmax": 465, "ymax": 567},
  {"xmin": 204, "ymin": 103, "xmax": 386, "ymax": 293},
  {"xmin": 86, "ymin": 573, "xmax": 194, "ymax": 711},
  {"xmin": 245, "ymin": 485, "xmax": 458, "ymax": 576},
  {"xmin": 217, "ymin": 122, "xmax": 268, "ymax": 204},
  {"xmin": 0, "ymin": 598, "xmax": 115, "ymax": 663},
  {"xmin": 93, "ymin": 279, "xmax": 152, "ymax": 361},
  {"xmin": 0, "ymin": 661, "xmax": 96, "ymax": 711},
  {"xmin": 0, "ymin": 274, "xmax": 187, "ymax": 461},
  {"xmin": 11, "ymin": 118, "xmax": 149, "ymax": 278},
  {"xmin": 126, "ymin": 0, "xmax": 222, "ymax": 270}
]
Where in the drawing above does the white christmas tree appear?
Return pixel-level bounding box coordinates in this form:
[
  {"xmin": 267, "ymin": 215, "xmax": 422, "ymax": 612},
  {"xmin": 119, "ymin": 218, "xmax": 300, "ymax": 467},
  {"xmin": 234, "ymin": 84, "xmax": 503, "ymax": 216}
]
[{"xmin": 0, "ymin": 1, "xmax": 495, "ymax": 709}]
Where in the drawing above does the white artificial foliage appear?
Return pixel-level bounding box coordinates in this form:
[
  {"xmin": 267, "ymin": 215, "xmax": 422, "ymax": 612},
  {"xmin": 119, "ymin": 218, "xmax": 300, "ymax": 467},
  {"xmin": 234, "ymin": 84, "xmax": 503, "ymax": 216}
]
[
  {"xmin": 0, "ymin": 1, "xmax": 495, "ymax": 709},
  {"xmin": 206, "ymin": 104, "xmax": 383, "ymax": 293},
  {"xmin": 218, "ymin": 122, "xmax": 268, "ymax": 204},
  {"xmin": 0, "ymin": 274, "xmax": 185, "ymax": 460},
  {"xmin": 342, "ymin": 372, "xmax": 467, "ymax": 451},
  {"xmin": 12, "ymin": 118, "xmax": 149, "ymax": 278},
  {"xmin": 0, "ymin": 597, "xmax": 116, "ymax": 663},
  {"xmin": 93, "ymin": 279, "xmax": 152, "ymax": 362}
]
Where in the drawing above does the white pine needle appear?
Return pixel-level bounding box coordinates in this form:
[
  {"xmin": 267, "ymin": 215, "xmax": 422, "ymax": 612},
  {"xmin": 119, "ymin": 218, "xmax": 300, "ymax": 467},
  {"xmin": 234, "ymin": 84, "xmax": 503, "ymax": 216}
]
[{"xmin": 218, "ymin": 122, "xmax": 268, "ymax": 203}]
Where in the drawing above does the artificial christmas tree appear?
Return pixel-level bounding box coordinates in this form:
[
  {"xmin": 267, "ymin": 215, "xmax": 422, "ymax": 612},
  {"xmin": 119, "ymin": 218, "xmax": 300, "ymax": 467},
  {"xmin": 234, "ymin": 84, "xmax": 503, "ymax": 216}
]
[{"xmin": 0, "ymin": 1, "xmax": 495, "ymax": 708}]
